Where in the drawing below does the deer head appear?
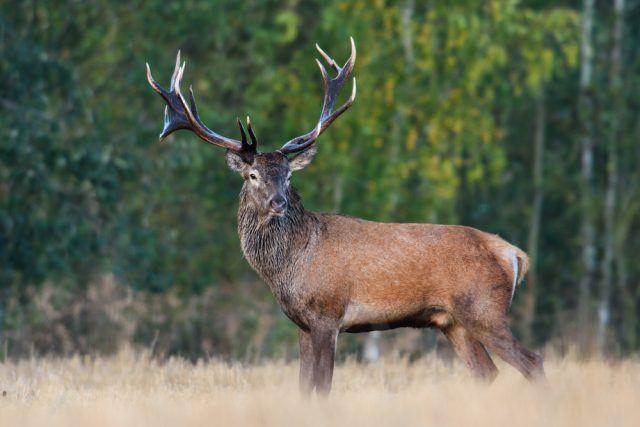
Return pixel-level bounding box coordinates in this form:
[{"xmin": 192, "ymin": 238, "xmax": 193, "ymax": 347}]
[{"xmin": 146, "ymin": 39, "xmax": 356, "ymax": 217}]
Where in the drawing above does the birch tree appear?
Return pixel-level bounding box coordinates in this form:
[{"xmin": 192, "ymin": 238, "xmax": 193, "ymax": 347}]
[
  {"xmin": 597, "ymin": 0, "xmax": 625, "ymax": 354},
  {"xmin": 577, "ymin": 0, "xmax": 596, "ymax": 354}
]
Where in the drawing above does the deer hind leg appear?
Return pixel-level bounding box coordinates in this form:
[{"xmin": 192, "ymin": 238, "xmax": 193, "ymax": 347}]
[
  {"xmin": 472, "ymin": 322, "xmax": 545, "ymax": 382},
  {"xmin": 442, "ymin": 323, "xmax": 498, "ymax": 382}
]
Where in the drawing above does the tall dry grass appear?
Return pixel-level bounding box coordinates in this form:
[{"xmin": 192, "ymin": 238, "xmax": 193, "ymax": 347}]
[{"xmin": 0, "ymin": 349, "xmax": 638, "ymax": 426}]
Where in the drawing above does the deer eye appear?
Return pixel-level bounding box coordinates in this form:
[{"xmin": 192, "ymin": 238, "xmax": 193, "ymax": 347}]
[{"xmin": 249, "ymin": 174, "xmax": 257, "ymax": 180}]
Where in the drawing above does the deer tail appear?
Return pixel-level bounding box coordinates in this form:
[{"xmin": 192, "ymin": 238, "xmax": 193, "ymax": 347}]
[{"xmin": 514, "ymin": 247, "xmax": 530, "ymax": 286}]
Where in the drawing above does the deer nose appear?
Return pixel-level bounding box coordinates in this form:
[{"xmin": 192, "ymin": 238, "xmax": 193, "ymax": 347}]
[{"xmin": 269, "ymin": 195, "xmax": 287, "ymax": 213}]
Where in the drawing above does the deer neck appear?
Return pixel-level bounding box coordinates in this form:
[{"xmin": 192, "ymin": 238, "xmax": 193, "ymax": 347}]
[{"xmin": 237, "ymin": 186, "xmax": 317, "ymax": 288}]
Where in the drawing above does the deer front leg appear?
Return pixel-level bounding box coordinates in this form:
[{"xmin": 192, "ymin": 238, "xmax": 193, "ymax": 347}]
[
  {"xmin": 298, "ymin": 328, "xmax": 314, "ymax": 395},
  {"xmin": 311, "ymin": 327, "xmax": 337, "ymax": 396}
]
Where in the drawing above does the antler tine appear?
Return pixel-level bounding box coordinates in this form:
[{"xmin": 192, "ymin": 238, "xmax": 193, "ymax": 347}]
[
  {"xmin": 246, "ymin": 116, "xmax": 258, "ymax": 147},
  {"xmin": 315, "ymin": 44, "xmax": 339, "ymax": 72},
  {"xmin": 237, "ymin": 117, "xmax": 248, "ymax": 144},
  {"xmin": 236, "ymin": 117, "xmax": 257, "ymax": 153},
  {"xmin": 187, "ymin": 86, "xmax": 199, "ymax": 117},
  {"xmin": 280, "ymin": 37, "xmax": 357, "ymax": 154},
  {"xmin": 170, "ymin": 50, "xmax": 182, "ymax": 89},
  {"xmin": 315, "ymin": 36, "xmax": 356, "ymax": 76},
  {"xmin": 146, "ymin": 63, "xmax": 167, "ymax": 98},
  {"xmin": 146, "ymin": 51, "xmax": 255, "ymax": 156}
]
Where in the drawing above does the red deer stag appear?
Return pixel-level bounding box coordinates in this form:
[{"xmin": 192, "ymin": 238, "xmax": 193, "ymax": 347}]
[{"xmin": 146, "ymin": 38, "xmax": 545, "ymax": 395}]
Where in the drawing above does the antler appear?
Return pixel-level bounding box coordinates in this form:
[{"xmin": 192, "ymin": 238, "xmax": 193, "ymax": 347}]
[
  {"xmin": 279, "ymin": 37, "xmax": 357, "ymax": 155},
  {"xmin": 146, "ymin": 51, "xmax": 257, "ymax": 158}
]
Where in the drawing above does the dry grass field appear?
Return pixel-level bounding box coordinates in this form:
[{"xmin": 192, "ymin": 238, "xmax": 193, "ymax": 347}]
[{"xmin": 0, "ymin": 349, "xmax": 639, "ymax": 427}]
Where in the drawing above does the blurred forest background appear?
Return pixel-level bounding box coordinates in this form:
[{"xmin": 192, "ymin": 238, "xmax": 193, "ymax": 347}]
[{"xmin": 1, "ymin": 0, "xmax": 639, "ymax": 360}]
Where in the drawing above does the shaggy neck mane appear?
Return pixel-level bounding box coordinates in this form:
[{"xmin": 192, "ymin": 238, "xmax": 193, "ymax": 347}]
[{"xmin": 237, "ymin": 186, "xmax": 318, "ymax": 285}]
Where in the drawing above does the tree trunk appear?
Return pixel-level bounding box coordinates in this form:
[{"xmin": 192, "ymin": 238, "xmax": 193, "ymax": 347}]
[
  {"xmin": 577, "ymin": 0, "xmax": 596, "ymax": 355},
  {"xmin": 0, "ymin": 290, "xmax": 5, "ymax": 362},
  {"xmin": 615, "ymin": 193, "xmax": 638, "ymax": 352},
  {"xmin": 363, "ymin": 331, "xmax": 381, "ymax": 362},
  {"xmin": 598, "ymin": 0, "xmax": 625, "ymax": 355},
  {"xmin": 521, "ymin": 90, "xmax": 546, "ymax": 347}
]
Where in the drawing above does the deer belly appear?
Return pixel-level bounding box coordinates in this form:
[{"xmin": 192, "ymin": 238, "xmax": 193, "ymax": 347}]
[{"xmin": 340, "ymin": 300, "xmax": 451, "ymax": 333}]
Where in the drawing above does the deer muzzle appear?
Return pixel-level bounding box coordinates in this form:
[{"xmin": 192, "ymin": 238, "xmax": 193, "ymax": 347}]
[{"xmin": 268, "ymin": 194, "xmax": 288, "ymax": 216}]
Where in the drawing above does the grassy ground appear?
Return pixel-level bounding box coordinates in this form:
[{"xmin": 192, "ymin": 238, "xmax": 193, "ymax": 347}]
[{"xmin": 0, "ymin": 349, "xmax": 639, "ymax": 426}]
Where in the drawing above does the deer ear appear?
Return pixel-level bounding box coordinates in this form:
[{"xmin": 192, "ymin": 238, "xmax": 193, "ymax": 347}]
[
  {"xmin": 288, "ymin": 145, "xmax": 318, "ymax": 171},
  {"xmin": 226, "ymin": 151, "xmax": 251, "ymax": 172}
]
